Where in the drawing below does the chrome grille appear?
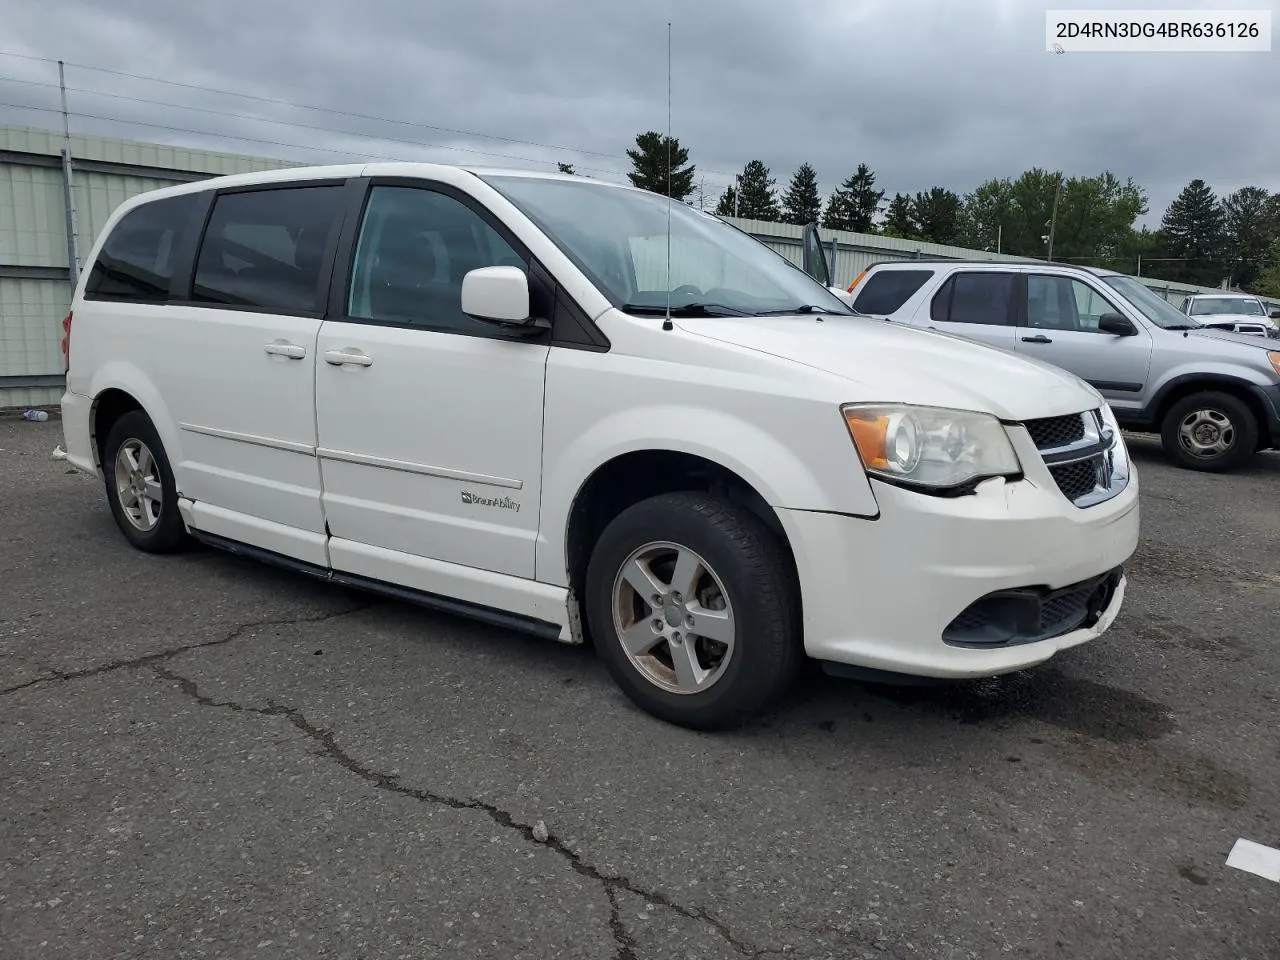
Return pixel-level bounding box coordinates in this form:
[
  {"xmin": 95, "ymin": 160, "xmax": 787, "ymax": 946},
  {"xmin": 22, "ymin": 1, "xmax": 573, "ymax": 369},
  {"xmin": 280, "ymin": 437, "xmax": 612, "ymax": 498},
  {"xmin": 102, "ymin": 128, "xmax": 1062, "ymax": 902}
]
[
  {"xmin": 1025, "ymin": 414, "xmax": 1085, "ymax": 450},
  {"xmin": 1022, "ymin": 409, "xmax": 1127, "ymax": 508}
]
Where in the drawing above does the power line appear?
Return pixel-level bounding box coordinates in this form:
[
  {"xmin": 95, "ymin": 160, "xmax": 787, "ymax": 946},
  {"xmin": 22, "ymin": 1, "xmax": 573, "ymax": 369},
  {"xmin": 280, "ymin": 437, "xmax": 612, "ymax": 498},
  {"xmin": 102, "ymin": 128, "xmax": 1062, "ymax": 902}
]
[
  {"xmin": 0, "ymin": 49, "xmax": 744, "ymax": 184},
  {"xmin": 0, "ymin": 75, "xmax": 633, "ymax": 178},
  {"xmin": 0, "ymin": 49, "xmax": 627, "ymax": 161}
]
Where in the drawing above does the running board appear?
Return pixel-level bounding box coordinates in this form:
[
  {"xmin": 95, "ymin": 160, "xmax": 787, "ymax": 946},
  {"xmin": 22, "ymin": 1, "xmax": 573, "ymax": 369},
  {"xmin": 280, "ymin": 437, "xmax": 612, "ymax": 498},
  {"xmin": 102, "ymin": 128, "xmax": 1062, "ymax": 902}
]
[{"xmin": 190, "ymin": 530, "xmax": 564, "ymax": 642}]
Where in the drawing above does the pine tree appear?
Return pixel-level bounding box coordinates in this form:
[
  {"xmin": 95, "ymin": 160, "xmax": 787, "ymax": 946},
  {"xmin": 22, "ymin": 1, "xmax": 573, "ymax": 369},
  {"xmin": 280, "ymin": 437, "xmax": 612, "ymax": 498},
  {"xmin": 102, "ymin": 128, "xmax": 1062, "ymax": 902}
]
[
  {"xmin": 714, "ymin": 184, "xmax": 738, "ymax": 217},
  {"xmin": 911, "ymin": 187, "xmax": 962, "ymax": 245},
  {"xmin": 1254, "ymin": 239, "xmax": 1280, "ymax": 298},
  {"xmin": 781, "ymin": 162, "xmax": 822, "ymax": 225},
  {"xmin": 881, "ymin": 193, "xmax": 917, "ymax": 238},
  {"xmin": 732, "ymin": 160, "xmax": 781, "ymax": 221},
  {"xmin": 822, "ymin": 163, "xmax": 882, "ymax": 232},
  {"xmin": 1159, "ymin": 179, "xmax": 1227, "ymax": 286},
  {"xmin": 1223, "ymin": 186, "xmax": 1273, "ymax": 288},
  {"xmin": 626, "ymin": 131, "xmax": 696, "ymax": 200}
]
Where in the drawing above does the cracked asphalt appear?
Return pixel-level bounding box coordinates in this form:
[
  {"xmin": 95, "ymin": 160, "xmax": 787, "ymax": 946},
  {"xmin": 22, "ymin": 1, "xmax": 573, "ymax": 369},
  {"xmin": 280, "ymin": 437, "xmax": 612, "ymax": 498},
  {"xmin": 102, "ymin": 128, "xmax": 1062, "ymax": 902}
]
[{"xmin": 2, "ymin": 415, "xmax": 1278, "ymax": 960}]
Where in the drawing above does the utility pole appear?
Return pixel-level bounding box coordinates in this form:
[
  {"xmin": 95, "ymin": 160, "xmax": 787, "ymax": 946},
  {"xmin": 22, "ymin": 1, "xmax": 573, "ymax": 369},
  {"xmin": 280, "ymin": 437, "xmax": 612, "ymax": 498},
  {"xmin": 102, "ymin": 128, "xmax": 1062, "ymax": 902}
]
[
  {"xmin": 996, "ymin": 223, "xmax": 1002, "ymax": 255},
  {"xmin": 1045, "ymin": 174, "xmax": 1062, "ymax": 262},
  {"xmin": 733, "ymin": 175, "xmax": 739, "ymax": 219},
  {"xmin": 58, "ymin": 61, "xmax": 81, "ymax": 290}
]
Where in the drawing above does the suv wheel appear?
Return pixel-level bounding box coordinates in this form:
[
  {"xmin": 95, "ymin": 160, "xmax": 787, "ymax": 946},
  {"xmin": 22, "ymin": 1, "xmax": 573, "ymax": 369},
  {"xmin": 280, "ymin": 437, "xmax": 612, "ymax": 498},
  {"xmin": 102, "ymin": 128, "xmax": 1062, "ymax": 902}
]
[
  {"xmin": 584, "ymin": 492, "xmax": 801, "ymax": 730},
  {"xmin": 103, "ymin": 411, "xmax": 188, "ymax": 552},
  {"xmin": 1160, "ymin": 391, "xmax": 1258, "ymax": 473}
]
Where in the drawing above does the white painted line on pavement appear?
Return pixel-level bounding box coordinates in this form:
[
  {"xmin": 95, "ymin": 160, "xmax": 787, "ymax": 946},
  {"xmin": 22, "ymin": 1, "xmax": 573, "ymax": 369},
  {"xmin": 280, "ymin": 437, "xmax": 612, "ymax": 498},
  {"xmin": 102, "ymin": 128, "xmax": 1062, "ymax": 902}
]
[{"xmin": 1226, "ymin": 839, "xmax": 1280, "ymax": 883}]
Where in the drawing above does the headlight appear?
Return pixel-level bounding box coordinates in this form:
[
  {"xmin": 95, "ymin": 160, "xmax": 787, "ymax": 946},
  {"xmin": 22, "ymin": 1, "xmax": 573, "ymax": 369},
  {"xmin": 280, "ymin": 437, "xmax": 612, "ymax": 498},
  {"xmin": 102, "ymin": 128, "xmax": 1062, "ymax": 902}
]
[
  {"xmin": 1268, "ymin": 351, "xmax": 1280, "ymax": 376},
  {"xmin": 842, "ymin": 403, "xmax": 1021, "ymax": 490}
]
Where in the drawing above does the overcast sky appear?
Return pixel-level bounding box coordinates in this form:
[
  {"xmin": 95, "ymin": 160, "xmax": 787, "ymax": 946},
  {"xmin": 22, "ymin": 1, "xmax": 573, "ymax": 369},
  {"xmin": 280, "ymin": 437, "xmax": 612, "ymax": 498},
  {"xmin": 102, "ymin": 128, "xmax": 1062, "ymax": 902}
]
[{"xmin": 2, "ymin": 0, "xmax": 1276, "ymax": 225}]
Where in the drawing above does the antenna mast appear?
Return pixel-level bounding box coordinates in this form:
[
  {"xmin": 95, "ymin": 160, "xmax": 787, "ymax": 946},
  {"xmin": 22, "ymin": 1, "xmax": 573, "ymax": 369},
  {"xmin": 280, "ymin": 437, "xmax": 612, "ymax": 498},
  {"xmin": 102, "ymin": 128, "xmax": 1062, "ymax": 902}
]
[{"xmin": 663, "ymin": 20, "xmax": 674, "ymax": 331}]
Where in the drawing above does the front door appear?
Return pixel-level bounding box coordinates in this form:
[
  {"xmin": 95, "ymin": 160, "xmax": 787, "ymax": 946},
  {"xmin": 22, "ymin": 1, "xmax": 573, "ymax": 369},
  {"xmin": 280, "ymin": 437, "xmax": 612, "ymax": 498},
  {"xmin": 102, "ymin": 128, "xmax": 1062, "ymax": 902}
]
[
  {"xmin": 315, "ymin": 181, "xmax": 550, "ymax": 583},
  {"xmin": 1013, "ymin": 273, "xmax": 1153, "ymax": 410},
  {"xmin": 919, "ymin": 270, "xmax": 1018, "ymax": 350}
]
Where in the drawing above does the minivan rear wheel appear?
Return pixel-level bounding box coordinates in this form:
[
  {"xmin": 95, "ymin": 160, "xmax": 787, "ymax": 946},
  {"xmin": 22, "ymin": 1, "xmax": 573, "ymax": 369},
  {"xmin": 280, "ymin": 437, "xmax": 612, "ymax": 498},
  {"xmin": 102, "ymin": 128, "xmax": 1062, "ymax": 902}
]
[
  {"xmin": 1160, "ymin": 391, "xmax": 1257, "ymax": 473},
  {"xmin": 584, "ymin": 492, "xmax": 801, "ymax": 730},
  {"xmin": 103, "ymin": 411, "xmax": 187, "ymax": 553}
]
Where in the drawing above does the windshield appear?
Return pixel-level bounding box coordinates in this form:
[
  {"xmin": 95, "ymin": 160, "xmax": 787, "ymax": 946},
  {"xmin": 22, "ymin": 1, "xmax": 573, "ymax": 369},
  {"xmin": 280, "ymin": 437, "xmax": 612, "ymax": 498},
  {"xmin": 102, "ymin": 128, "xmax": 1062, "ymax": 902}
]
[
  {"xmin": 1102, "ymin": 276, "xmax": 1198, "ymax": 329},
  {"xmin": 1189, "ymin": 297, "xmax": 1265, "ymax": 317},
  {"xmin": 481, "ymin": 175, "xmax": 853, "ymax": 317}
]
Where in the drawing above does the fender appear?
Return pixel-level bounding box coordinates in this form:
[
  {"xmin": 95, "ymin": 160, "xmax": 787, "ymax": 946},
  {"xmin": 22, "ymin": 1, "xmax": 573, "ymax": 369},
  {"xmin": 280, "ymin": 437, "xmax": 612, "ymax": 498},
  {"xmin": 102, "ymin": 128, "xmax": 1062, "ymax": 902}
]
[
  {"xmin": 87, "ymin": 362, "xmax": 185, "ymax": 480},
  {"xmin": 1139, "ymin": 368, "xmax": 1276, "ymax": 427},
  {"xmin": 534, "ymin": 401, "xmax": 880, "ymax": 587}
]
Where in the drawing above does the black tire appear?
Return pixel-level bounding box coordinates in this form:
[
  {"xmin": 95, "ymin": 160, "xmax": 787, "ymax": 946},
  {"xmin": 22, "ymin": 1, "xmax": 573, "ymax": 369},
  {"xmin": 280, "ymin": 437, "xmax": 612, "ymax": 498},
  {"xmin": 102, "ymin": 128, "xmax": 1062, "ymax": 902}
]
[
  {"xmin": 102, "ymin": 411, "xmax": 188, "ymax": 553},
  {"xmin": 584, "ymin": 491, "xmax": 801, "ymax": 730},
  {"xmin": 1159, "ymin": 391, "xmax": 1258, "ymax": 473}
]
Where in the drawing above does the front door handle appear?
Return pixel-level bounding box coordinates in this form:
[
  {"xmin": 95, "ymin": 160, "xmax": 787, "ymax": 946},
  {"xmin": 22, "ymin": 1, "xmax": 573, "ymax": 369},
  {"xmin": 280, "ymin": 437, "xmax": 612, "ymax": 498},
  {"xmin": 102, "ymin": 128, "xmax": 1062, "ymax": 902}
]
[
  {"xmin": 1021, "ymin": 335, "xmax": 1053, "ymax": 344},
  {"xmin": 264, "ymin": 341, "xmax": 307, "ymax": 359},
  {"xmin": 324, "ymin": 349, "xmax": 374, "ymax": 367}
]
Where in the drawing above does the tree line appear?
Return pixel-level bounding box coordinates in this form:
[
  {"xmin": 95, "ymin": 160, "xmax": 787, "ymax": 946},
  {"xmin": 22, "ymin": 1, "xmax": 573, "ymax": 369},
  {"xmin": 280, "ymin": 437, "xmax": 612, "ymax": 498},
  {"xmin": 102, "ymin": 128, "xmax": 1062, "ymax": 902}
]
[{"xmin": 608, "ymin": 131, "xmax": 1280, "ymax": 297}]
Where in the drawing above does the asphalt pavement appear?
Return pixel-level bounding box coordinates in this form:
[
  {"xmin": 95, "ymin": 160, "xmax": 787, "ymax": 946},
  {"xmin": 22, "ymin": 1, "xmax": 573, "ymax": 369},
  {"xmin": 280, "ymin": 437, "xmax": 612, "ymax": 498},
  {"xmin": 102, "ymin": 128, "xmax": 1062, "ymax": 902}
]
[{"xmin": 2, "ymin": 414, "xmax": 1277, "ymax": 959}]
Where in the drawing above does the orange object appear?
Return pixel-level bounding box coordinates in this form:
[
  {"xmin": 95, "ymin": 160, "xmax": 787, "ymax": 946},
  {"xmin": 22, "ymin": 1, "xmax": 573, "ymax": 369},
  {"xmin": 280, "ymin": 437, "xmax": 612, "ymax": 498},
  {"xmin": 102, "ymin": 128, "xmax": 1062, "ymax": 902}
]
[{"xmin": 843, "ymin": 410, "xmax": 889, "ymax": 469}]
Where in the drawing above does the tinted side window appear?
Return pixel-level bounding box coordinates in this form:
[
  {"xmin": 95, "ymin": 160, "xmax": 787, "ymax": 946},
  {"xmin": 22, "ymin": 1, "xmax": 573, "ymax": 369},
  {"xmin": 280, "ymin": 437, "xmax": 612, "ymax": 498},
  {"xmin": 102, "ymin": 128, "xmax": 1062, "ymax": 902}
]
[
  {"xmin": 347, "ymin": 185, "xmax": 528, "ymax": 334},
  {"xmin": 85, "ymin": 194, "xmax": 196, "ymax": 302},
  {"xmin": 853, "ymin": 269, "xmax": 934, "ymax": 315},
  {"xmin": 193, "ymin": 186, "xmax": 344, "ymax": 313},
  {"xmin": 933, "ymin": 272, "xmax": 1014, "ymax": 325},
  {"xmin": 1027, "ymin": 275, "xmax": 1122, "ymax": 333}
]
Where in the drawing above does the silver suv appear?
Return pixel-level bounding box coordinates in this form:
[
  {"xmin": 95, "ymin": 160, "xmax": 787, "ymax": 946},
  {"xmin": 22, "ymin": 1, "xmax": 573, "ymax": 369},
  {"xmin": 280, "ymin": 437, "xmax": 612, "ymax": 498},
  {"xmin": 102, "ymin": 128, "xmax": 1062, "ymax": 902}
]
[{"xmin": 845, "ymin": 260, "xmax": 1280, "ymax": 472}]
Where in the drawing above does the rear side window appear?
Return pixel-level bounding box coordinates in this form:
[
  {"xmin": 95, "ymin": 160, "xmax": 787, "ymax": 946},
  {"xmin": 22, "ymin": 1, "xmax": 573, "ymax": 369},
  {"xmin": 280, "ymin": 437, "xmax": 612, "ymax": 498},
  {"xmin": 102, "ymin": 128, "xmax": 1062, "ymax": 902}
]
[
  {"xmin": 85, "ymin": 194, "xmax": 196, "ymax": 303},
  {"xmin": 852, "ymin": 269, "xmax": 934, "ymax": 315},
  {"xmin": 930, "ymin": 272, "xmax": 1015, "ymax": 325},
  {"xmin": 193, "ymin": 186, "xmax": 344, "ymax": 313}
]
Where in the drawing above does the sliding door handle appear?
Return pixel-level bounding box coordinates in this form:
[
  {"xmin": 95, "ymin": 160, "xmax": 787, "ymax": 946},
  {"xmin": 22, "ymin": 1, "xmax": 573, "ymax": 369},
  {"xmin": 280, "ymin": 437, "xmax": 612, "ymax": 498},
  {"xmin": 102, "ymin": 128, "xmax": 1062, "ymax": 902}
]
[
  {"xmin": 1021, "ymin": 335, "xmax": 1053, "ymax": 344},
  {"xmin": 264, "ymin": 341, "xmax": 307, "ymax": 359},
  {"xmin": 324, "ymin": 349, "xmax": 374, "ymax": 367}
]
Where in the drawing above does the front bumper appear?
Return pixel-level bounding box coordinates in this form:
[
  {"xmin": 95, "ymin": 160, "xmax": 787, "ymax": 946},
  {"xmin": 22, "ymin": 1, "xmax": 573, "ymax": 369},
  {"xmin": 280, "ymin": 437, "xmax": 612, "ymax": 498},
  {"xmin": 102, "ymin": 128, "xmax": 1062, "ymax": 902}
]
[{"xmin": 778, "ymin": 467, "xmax": 1139, "ymax": 679}]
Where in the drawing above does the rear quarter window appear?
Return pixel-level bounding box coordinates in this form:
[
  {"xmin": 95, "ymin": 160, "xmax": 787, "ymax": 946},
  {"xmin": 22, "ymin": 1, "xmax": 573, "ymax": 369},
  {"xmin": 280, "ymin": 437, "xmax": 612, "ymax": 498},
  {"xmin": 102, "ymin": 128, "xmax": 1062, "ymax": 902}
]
[
  {"xmin": 852, "ymin": 269, "xmax": 935, "ymax": 315},
  {"xmin": 84, "ymin": 193, "xmax": 198, "ymax": 303}
]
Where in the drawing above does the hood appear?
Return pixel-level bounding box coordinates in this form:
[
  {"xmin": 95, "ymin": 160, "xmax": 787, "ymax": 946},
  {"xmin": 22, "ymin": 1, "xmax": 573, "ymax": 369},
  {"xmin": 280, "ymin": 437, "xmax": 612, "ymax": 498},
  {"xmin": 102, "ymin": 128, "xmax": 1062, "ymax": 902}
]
[
  {"xmin": 676, "ymin": 315, "xmax": 1102, "ymax": 421},
  {"xmin": 1184, "ymin": 326, "xmax": 1280, "ymax": 349}
]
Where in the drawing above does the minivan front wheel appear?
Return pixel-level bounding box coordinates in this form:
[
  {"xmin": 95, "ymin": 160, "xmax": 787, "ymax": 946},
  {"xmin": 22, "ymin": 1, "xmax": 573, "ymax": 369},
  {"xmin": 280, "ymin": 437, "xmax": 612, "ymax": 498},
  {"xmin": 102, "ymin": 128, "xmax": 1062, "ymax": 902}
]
[
  {"xmin": 584, "ymin": 492, "xmax": 801, "ymax": 730},
  {"xmin": 103, "ymin": 411, "xmax": 187, "ymax": 553},
  {"xmin": 1160, "ymin": 391, "xmax": 1257, "ymax": 472}
]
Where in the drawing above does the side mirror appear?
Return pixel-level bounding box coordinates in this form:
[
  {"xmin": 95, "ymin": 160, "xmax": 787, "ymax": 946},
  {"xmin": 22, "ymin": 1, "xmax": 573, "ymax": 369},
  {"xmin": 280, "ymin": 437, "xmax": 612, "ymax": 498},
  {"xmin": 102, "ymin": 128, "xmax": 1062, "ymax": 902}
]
[
  {"xmin": 1269, "ymin": 309, "xmax": 1280, "ymax": 320},
  {"xmin": 828, "ymin": 286, "xmax": 854, "ymax": 308},
  {"xmin": 1098, "ymin": 312, "xmax": 1138, "ymax": 337},
  {"xmin": 801, "ymin": 223, "xmax": 832, "ymax": 288},
  {"xmin": 461, "ymin": 266, "xmax": 545, "ymax": 331}
]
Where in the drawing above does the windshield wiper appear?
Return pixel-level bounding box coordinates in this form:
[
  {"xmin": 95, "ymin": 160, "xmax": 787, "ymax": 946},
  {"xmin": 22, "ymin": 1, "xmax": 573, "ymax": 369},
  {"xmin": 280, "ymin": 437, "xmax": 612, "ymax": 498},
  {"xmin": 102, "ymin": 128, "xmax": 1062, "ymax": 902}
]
[
  {"xmin": 1163, "ymin": 323, "xmax": 1199, "ymax": 331},
  {"xmin": 621, "ymin": 302, "xmax": 751, "ymax": 317},
  {"xmin": 752, "ymin": 304, "xmax": 851, "ymax": 316}
]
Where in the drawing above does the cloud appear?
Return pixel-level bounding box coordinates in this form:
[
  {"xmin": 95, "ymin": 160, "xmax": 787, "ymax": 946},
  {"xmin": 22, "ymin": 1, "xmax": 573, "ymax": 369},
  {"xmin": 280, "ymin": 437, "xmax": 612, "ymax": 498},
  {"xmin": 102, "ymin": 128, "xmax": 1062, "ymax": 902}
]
[{"xmin": 2, "ymin": 0, "xmax": 1275, "ymax": 222}]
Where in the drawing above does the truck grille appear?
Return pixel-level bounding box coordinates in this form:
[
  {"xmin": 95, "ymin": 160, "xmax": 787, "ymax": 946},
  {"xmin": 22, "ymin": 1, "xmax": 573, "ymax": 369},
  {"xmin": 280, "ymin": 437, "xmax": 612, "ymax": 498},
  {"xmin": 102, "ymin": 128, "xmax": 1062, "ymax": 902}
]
[{"xmin": 1021, "ymin": 410, "xmax": 1126, "ymax": 508}]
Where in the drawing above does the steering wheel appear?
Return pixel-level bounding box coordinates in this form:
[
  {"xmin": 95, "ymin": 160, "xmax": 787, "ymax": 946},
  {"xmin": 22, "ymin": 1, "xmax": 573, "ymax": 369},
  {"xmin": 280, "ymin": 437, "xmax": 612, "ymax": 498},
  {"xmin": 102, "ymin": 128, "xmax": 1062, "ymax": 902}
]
[{"xmin": 670, "ymin": 284, "xmax": 703, "ymax": 300}]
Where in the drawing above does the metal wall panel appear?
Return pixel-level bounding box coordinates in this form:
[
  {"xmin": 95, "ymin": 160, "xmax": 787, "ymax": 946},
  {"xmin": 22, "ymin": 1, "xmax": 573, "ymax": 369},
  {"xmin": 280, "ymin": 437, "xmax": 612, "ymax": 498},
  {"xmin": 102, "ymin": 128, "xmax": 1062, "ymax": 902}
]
[
  {"xmin": 0, "ymin": 164, "xmax": 66, "ymax": 268},
  {"xmin": 0, "ymin": 277, "xmax": 70, "ymax": 377}
]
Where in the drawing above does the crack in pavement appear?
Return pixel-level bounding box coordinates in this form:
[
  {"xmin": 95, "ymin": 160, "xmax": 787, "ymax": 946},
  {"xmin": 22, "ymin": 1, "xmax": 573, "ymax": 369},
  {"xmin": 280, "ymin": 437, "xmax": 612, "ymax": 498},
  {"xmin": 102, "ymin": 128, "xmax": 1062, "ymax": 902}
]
[
  {"xmin": 150, "ymin": 664, "xmax": 778, "ymax": 960},
  {"xmin": 0, "ymin": 604, "xmax": 375, "ymax": 697}
]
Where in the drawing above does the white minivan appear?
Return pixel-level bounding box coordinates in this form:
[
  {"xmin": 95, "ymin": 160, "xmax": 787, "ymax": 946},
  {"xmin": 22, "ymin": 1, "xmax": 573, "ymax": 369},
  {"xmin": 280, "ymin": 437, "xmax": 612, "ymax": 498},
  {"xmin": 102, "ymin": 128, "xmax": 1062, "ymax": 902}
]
[{"xmin": 60, "ymin": 163, "xmax": 1140, "ymax": 729}]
